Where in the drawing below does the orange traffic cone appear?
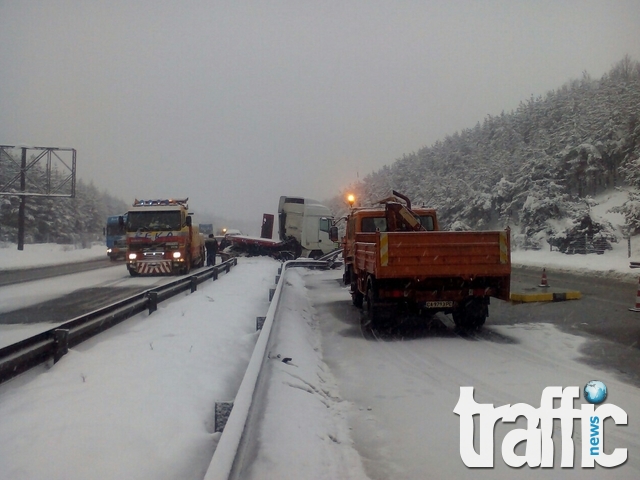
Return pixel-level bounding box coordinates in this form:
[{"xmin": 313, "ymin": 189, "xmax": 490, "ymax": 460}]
[
  {"xmin": 630, "ymin": 277, "xmax": 640, "ymax": 312},
  {"xmin": 539, "ymin": 268, "xmax": 550, "ymax": 288}
]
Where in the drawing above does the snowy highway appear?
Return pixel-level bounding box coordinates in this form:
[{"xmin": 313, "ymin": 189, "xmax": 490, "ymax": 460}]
[
  {"xmin": 301, "ymin": 267, "xmax": 640, "ymax": 479},
  {"xmin": 1, "ymin": 249, "xmax": 640, "ymax": 478},
  {"xmin": 0, "ymin": 262, "xmax": 213, "ymax": 348}
]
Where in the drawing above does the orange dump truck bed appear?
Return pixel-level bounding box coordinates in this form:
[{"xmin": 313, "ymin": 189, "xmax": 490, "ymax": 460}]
[{"xmin": 356, "ymin": 230, "xmax": 510, "ymax": 295}]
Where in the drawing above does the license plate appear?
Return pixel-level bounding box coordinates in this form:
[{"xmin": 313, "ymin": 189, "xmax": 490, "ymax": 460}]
[{"xmin": 425, "ymin": 301, "xmax": 453, "ymax": 308}]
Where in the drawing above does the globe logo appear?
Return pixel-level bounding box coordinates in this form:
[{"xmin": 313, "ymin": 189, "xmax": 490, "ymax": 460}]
[{"xmin": 584, "ymin": 380, "xmax": 607, "ymax": 404}]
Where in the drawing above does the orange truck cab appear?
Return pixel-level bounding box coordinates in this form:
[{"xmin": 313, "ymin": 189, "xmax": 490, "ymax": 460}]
[{"xmin": 343, "ymin": 191, "xmax": 510, "ymax": 329}]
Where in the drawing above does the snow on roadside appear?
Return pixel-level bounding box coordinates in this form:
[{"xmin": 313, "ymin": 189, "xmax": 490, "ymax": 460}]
[
  {"xmin": 0, "ymin": 256, "xmax": 277, "ymax": 480},
  {"xmin": 0, "ymin": 242, "xmax": 105, "ymax": 270},
  {"xmin": 238, "ymin": 269, "xmax": 369, "ymax": 480},
  {"xmin": 511, "ymin": 238, "xmax": 640, "ymax": 282},
  {"xmin": 1, "ymin": 226, "xmax": 640, "ymax": 479},
  {"xmin": 510, "ymin": 188, "xmax": 640, "ymax": 282}
]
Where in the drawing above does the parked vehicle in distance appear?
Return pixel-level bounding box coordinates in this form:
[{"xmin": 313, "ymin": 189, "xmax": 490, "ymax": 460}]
[
  {"xmin": 105, "ymin": 214, "xmax": 126, "ymax": 260},
  {"xmin": 198, "ymin": 223, "xmax": 214, "ymax": 236}
]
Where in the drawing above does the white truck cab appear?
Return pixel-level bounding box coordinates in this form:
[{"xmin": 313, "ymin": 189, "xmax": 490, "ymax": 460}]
[{"xmin": 278, "ymin": 196, "xmax": 338, "ymax": 258}]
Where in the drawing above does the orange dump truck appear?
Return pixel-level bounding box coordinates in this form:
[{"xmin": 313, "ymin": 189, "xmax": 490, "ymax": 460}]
[
  {"xmin": 343, "ymin": 191, "xmax": 510, "ymax": 328},
  {"xmin": 122, "ymin": 198, "xmax": 205, "ymax": 276}
]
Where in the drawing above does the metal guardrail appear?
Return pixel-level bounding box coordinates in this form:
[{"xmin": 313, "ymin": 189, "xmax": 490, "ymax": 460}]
[
  {"xmin": 204, "ymin": 257, "xmax": 336, "ymax": 479},
  {"xmin": 0, "ymin": 257, "xmax": 238, "ymax": 385}
]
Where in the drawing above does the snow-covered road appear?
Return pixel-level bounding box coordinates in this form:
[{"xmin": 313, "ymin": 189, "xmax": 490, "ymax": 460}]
[
  {"xmin": 0, "ymin": 262, "xmax": 198, "ymax": 348},
  {"xmin": 1, "ymin": 240, "xmax": 640, "ymax": 479},
  {"xmin": 0, "ymin": 256, "xmax": 277, "ymax": 480},
  {"xmin": 303, "ymin": 268, "xmax": 640, "ymax": 479},
  {"xmin": 205, "ymin": 265, "xmax": 640, "ymax": 479}
]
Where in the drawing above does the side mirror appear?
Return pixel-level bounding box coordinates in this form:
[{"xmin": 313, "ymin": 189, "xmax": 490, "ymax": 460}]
[
  {"xmin": 186, "ymin": 216, "xmax": 192, "ymax": 227},
  {"xmin": 329, "ymin": 226, "xmax": 339, "ymax": 243}
]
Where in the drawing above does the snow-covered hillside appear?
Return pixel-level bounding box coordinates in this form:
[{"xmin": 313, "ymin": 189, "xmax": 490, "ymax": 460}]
[{"xmin": 327, "ymin": 59, "xmax": 640, "ymax": 250}]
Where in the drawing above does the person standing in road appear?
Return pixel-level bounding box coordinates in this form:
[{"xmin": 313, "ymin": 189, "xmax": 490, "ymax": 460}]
[{"xmin": 205, "ymin": 234, "xmax": 218, "ymax": 266}]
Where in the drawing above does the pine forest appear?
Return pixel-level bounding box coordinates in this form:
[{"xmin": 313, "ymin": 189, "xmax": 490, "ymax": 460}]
[{"xmin": 327, "ymin": 56, "xmax": 640, "ymax": 252}]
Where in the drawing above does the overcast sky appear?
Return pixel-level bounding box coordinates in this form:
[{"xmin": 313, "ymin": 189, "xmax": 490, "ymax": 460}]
[{"xmin": 1, "ymin": 1, "xmax": 639, "ymax": 229}]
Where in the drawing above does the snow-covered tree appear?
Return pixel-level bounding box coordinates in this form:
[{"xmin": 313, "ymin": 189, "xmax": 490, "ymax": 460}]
[{"xmin": 325, "ymin": 56, "xmax": 640, "ymax": 250}]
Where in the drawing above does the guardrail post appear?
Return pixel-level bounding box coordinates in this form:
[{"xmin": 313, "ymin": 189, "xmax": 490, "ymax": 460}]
[
  {"xmin": 53, "ymin": 329, "xmax": 70, "ymax": 363},
  {"xmin": 275, "ymin": 275, "xmax": 280, "ymax": 284},
  {"xmin": 256, "ymin": 316, "xmax": 266, "ymax": 330},
  {"xmin": 226, "ymin": 263, "xmax": 231, "ymax": 273},
  {"xmin": 190, "ymin": 276, "xmax": 198, "ymax": 293},
  {"xmin": 148, "ymin": 291, "xmax": 158, "ymax": 314},
  {"xmin": 213, "ymin": 268, "xmax": 218, "ymax": 280},
  {"xmin": 269, "ymin": 288, "xmax": 275, "ymax": 301},
  {"xmin": 215, "ymin": 401, "xmax": 234, "ymax": 433}
]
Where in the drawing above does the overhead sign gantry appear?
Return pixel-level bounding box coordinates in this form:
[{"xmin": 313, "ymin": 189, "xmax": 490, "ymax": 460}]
[{"xmin": 0, "ymin": 145, "xmax": 77, "ymax": 250}]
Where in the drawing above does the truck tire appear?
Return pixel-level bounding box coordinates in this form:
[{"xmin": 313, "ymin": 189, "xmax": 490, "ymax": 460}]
[
  {"xmin": 128, "ymin": 268, "xmax": 139, "ymax": 277},
  {"xmin": 343, "ymin": 266, "xmax": 351, "ymax": 286},
  {"xmin": 352, "ymin": 289, "xmax": 364, "ymax": 308},
  {"xmin": 365, "ymin": 282, "xmax": 382, "ymax": 327},
  {"xmin": 181, "ymin": 256, "xmax": 191, "ymax": 275},
  {"xmin": 452, "ymin": 298, "xmax": 487, "ymax": 330},
  {"xmin": 348, "ymin": 268, "xmax": 364, "ymax": 308}
]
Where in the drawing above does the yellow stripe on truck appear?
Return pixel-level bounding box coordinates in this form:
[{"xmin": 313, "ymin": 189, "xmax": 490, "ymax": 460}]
[
  {"xmin": 380, "ymin": 232, "xmax": 389, "ymax": 267},
  {"xmin": 499, "ymin": 231, "xmax": 508, "ymax": 264}
]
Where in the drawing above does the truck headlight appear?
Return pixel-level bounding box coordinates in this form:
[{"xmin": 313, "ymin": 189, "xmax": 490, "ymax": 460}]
[
  {"xmin": 128, "ymin": 253, "xmax": 137, "ymax": 260},
  {"xmin": 172, "ymin": 251, "xmax": 181, "ymax": 259}
]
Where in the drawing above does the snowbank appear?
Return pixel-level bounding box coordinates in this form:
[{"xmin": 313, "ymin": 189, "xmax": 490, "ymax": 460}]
[
  {"xmin": 0, "ymin": 256, "xmax": 277, "ymax": 480},
  {"xmin": 0, "ymin": 242, "xmax": 105, "ymax": 270},
  {"xmin": 512, "ymin": 238, "xmax": 640, "ymax": 282}
]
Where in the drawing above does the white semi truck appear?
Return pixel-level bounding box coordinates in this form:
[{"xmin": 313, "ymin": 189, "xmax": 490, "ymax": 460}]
[
  {"xmin": 223, "ymin": 196, "xmax": 338, "ymax": 259},
  {"xmin": 277, "ymin": 196, "xmax": 338, "ymax": 258}
]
